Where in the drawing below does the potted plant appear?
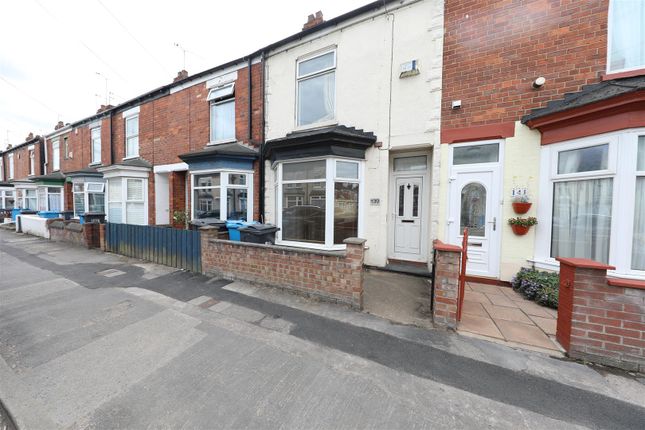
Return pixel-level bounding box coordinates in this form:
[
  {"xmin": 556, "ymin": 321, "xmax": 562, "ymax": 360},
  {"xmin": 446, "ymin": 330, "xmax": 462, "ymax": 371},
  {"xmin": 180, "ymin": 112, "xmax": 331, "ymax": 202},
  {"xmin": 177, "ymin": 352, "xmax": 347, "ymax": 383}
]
[
  {"xmin": 508, "ymin": 216, "xmax": 537, "ymax": 235},
  {"xmin": 512, "ymin": 195, "xmax": 532, "ymax": 214}
]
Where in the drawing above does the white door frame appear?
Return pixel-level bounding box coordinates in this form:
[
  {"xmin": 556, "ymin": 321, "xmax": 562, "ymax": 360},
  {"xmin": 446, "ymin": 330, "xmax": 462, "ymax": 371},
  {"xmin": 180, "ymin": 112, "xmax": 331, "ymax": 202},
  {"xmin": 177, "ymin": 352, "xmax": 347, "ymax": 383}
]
[
  {"xmin": 388, "ymin": 151, "xmax": 431, "ymax": 263},
  {"xmin": 155, "ymin": 172, "xmax": 170, "ymax": 225},
  {"xmin": 447, "ymin": 140, "xmax": 504, "ymax": 278}
]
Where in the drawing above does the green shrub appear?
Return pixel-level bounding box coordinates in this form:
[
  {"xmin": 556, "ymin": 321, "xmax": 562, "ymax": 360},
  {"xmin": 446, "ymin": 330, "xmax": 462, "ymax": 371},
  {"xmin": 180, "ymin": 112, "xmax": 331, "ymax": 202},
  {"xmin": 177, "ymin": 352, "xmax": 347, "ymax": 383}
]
[{"xmin": 511, "ymin": 267, "xmax": 559, "ymax": 309}]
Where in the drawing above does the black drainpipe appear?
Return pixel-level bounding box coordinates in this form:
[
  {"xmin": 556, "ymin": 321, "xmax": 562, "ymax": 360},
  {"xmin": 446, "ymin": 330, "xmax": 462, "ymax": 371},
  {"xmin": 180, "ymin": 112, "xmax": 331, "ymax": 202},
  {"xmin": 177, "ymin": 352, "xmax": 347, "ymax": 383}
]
[
  {"xmin": 258, "ymin": 51, "xmax": 266, "ymax": 222},
  {"xmin": 248, "ymin": 56, "xmax": 252, "ymax": 142},
  {"xmin": 39, "ymin": 137, "xmax": 45, "ymax": 175},
  {"xmin": 109, "ymin": 110, "xmax": 114, "ymax": 165}
]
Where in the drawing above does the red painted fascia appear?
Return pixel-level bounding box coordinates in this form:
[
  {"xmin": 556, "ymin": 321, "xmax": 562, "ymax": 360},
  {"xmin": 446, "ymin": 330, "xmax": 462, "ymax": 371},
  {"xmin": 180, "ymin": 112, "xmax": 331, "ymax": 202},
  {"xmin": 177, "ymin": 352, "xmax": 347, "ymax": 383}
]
[
  {"xmin": 441, "ymin": 122, "xmax": 515, "ymax": 144},
  {"xmin": 526, "ymin": 92, "xmax": 645, "ymax": 145}
]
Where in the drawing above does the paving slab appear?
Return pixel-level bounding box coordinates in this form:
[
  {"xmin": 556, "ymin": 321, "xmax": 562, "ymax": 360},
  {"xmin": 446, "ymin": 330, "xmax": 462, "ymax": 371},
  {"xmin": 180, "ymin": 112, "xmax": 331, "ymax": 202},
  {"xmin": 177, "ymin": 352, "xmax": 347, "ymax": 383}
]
[
  {"xmin": 462, "ymin": 300, "xmax": 488, "ymax": 317},
  {"xmin": 495, "ymin": 320, "xmax": 559, "ymax": 350},
  {"xmin": 486, "ymin": 293, "xmax": 517, "ymax": 307},
  {"xmin": 459, "ymin": 314, "xmax": 504, "ymax": 339},
  {"xmin": 483, "ymin": 303, "xmax": 534, "ymax": 324},
  {"xmin": 530, "ymin": 315, "xmax": 557, "ymax": 335}
]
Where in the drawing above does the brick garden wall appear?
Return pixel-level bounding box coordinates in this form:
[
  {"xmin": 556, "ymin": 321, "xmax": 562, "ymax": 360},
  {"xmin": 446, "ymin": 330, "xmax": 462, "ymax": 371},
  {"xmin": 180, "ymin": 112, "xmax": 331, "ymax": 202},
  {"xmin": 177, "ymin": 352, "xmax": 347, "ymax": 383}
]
[
  {"xmin": 48, "ymin": 220, "xmax": 102, "ymax": 249},
  {"xmin": 441, "ymin": 0, "xmax": 608, "ymax": 137},
  {"xmin": 432, "ymin": 240, "xmax": 462, "ymax": 329},
  {"xmin": 557, "ymin": 258, "xmax": 645, "ymax": 373},
  {"xmin": 201, "ymin": 227, "xmax": 365, "ymax": 309}
]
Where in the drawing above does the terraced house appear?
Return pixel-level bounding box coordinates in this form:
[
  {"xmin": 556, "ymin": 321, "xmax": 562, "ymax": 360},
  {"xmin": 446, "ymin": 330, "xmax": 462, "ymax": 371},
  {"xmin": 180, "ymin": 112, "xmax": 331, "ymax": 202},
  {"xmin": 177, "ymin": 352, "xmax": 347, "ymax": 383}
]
[{"xmin": 1, "ymin": 0, "xmax": 643, "ymax": 286}]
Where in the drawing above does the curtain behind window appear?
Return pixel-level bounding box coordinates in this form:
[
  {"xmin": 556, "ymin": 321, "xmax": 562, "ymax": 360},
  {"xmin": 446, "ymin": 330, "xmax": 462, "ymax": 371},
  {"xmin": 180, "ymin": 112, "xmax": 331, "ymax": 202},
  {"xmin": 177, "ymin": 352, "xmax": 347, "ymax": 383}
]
[
  {"xmin": 609, "ymin": 0, "xmax": 645, "ymax": 71},
  {"xmin": 551, "ymin": 179, "xmax": 613, "ymax": 263},
  {"xmin": 633, "ymin": 178, "xmax": 645, "ymax": 270}
]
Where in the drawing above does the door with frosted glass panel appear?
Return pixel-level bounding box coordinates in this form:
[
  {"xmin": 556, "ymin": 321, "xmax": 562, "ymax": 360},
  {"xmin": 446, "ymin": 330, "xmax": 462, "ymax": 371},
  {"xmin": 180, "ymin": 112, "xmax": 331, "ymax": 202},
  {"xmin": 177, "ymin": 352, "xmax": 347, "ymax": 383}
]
[
  {"xmin": 394, "ymin": 177, "xmax": 423, "ymax": 257},
  {"xmin": 449, "ymin": 171, "xmax": 500, "ymax": 277}
]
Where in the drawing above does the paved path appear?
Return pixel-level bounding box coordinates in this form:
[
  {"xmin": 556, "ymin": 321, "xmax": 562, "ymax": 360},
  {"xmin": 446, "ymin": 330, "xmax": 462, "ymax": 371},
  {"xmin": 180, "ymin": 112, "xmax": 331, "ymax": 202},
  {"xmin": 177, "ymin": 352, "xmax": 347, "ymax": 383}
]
[{"xmin": 1, "ymin": 230, "xmax": 644, "ymax": 429}]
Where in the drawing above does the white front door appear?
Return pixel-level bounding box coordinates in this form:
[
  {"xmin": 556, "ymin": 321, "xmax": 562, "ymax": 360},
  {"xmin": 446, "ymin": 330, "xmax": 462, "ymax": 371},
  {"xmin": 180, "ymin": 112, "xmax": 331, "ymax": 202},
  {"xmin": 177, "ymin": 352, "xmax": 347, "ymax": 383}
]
[
  {"xmin": 448, "ymin": 169, "xmax": 501, "ymax": 277},
  {"xmin": 155, "ymin": 173, "xmax": 170, "ymax": 225},
  {"xmin": 393, "ymin": 176, "xmax": 424, "ymax": 259}
]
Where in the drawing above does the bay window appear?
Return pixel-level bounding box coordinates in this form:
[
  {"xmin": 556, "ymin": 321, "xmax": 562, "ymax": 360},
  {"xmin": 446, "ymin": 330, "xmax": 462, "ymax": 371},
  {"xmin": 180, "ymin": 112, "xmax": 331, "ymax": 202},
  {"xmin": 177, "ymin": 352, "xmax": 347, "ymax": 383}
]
[
  {"xmin": 608, "ymin": 0, "xmax": 645, "ymax": 73},
  {"xmin": 0, "ymin": 189, "xmax": 14, "ymax": 209},
  {"xmin": 277, "ymin": 158, "xmax": 361, "ymax": 249},
  {"xmin": 536, "ymin": 130, "xmax": 645, "ymax": 278},
  {"xmin": 208, "ymin": 83, "xmax": 235, "ymax": 143},
  {"xmin": 191, "ymin": 171, "xmax": 252, "ymax": 221},
  {"xmin": 296, "ymin": 50, "xmax": 336, "ymax": 127},
  {"xmin": 73, "ymin": 182, "xmax": 105, "ymax": 216},
  {"xmin": 23, "ymin": 189, "xmax": 37, "ymax": 210},
  {"xmin": 107, "ymin": 178, "xmax": 147, "ymax": 225}
]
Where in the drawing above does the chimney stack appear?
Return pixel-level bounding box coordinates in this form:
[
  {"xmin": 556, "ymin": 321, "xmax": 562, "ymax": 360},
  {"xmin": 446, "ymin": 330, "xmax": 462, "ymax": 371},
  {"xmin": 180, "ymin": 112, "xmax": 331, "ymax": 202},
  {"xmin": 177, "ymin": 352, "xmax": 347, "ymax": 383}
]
[
  {"xmin": 96, "ymin": 104, "xmax": 114, "ymax": 114},
  {"xmin": 25, "ymin": 132, "xmax": 34, "ymax": 142},
  {"xmin": 303, "ymin": 11, "xmax": 324, "ymax": 31},
  {"xmin": 54, "ymin": 121, "xmax": 65, "ymax": 130},
  {"xmin": 173, "ymin": 70, "xmax": 189, "ymax": 83}
]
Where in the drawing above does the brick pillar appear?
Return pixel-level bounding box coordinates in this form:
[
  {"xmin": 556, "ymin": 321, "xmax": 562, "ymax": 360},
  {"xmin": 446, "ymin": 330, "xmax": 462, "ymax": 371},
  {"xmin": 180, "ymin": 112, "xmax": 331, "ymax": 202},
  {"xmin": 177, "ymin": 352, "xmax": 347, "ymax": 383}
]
[
  {"xmin": 200, "ymin": 226, "xmax": 219, "ymax": 274},
  {"xmin": 556, "ymin": 257, "xmax": 645, "ymax": 373},
  {"xmin": 343, "ymin": 237, "xmax": 366, "ymax": 310},
  {"xmin": 64, "ymin": 182, "xmax": 73, "ymax": 211},
  {"xmin": 432, "ymin": 240, "xmax": 462, "ymax": 329},
  {"xmin": 99, "ymin": 223, "xmax": 106, "ymax": 250}
]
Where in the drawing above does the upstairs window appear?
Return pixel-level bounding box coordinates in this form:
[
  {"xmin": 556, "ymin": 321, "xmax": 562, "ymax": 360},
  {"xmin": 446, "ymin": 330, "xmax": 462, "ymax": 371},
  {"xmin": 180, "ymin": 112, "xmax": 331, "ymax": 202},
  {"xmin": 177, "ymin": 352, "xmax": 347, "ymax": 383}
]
[
  {"xmin": 8, "ymin": 154, "xmax": 14, "ymax": 179},
  {"xmin": 0, "ymin": 158, "xmax": 3, "ymax": 181},
  {"xmin": 64, "ymin": 136, "xmax": 69, "ymax": 159},
  {"xmin": 208, "ymin": 83, "xmax": 235, "ymax": 143},
  {"xmin": 125, "ymin": 115, "xmax": 139, "ymax": 158},
  {"xmin": 91, "ymin": 127, "xmax": 101, "ymax": 164},
  {"xmin": 29, "ymin": 149, "xmax": 35, "ymax": 176},
  {"xmin": 52, "ymin": 140, "xmax": 60, "ymax": 171},
  {"xmin": 296, "ymin": 50, "xmax": 336, "ymax": 127},
  {"xmin": 608, "ymin": 0, "xmax": 645, "ymax": 73}
]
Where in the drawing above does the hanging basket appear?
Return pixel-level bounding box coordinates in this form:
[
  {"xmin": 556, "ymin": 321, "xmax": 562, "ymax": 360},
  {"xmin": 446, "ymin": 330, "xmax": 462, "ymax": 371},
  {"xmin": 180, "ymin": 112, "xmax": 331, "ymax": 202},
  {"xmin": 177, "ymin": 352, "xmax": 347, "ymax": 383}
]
[
  {"xmin": 512, "ymin": 202, "xmax": 532, "ymax": 214},
  {"xmin": 511, "ymin": 224, "xmax": 530, "ymax": 236}
]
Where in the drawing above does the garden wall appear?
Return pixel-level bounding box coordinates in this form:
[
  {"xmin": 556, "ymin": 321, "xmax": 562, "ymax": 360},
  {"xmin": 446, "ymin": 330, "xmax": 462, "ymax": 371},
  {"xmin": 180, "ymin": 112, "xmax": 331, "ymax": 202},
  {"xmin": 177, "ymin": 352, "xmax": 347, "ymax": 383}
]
[
  {"xmin": 557, "ymin": 258, "xmax": 645, "ymax": 373},
  {"xmin": 200, "ymin": 227, "xmax": 366, "ymax": 309},
  {"xmin": 16, "ymin": 215, "xmax": 50, "ymax": 239},
  {"xmin": 48, "ymin": 220, "xmax": 103, "ymax": 249}
]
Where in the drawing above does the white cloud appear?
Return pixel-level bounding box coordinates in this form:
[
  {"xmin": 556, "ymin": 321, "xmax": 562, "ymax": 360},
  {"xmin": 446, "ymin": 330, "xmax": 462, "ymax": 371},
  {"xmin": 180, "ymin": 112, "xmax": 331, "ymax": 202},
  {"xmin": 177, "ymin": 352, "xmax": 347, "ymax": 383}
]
[{"xmin": 0, "ymin": 0, "xmax": 368, "ymax": 150}]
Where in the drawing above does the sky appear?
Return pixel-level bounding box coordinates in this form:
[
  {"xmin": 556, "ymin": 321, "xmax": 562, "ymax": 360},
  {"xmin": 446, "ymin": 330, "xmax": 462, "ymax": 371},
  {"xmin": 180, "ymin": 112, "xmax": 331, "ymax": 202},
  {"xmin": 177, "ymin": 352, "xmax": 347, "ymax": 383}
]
[{"xmin": 0, "ymin": 0, "xmax": 369, "ymax": 150}]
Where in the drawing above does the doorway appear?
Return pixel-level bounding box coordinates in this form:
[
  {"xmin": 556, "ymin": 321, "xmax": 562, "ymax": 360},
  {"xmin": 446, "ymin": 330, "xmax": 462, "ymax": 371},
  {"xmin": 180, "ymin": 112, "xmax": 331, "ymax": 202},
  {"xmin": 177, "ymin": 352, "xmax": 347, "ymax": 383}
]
[
  {"xmin": 389, "ymin": 153, "xmax": 430, "ymax": 263},
  {"xmin": 155, "ymin": 173, "xmax": 170, "ymax": 225},
  {"xmin": 448, "ymin": 141, "xmax": 502, "ymax": 278}
]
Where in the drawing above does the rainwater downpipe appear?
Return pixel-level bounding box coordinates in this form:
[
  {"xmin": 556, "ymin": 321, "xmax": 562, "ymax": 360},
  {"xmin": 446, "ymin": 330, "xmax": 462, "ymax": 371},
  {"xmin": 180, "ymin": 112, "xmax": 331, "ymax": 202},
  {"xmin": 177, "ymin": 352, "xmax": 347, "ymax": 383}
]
[{"xmin": 258, "ymin": 51, "xmax": 266, "ymax": 222}]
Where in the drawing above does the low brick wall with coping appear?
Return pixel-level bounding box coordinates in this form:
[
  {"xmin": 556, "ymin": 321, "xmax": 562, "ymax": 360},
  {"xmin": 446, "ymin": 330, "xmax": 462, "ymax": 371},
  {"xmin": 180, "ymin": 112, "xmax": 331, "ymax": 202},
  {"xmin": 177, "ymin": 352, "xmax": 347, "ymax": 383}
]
[
  {"xmin": 200, "ymin": 226, "xmax": 366, "ymax": 309},
  {"xmin": 48, "ymin": 220, "xmax": 103, "ymax": 249},
  {"xmin": 557, "ymin": 257, "xmax": 645, "ymax": 373}
]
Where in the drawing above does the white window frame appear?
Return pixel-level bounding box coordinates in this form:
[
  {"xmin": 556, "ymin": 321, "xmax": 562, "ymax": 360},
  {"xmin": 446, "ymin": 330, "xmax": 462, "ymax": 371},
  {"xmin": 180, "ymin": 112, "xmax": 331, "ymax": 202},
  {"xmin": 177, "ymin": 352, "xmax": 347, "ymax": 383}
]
[
  {"xmin": 208, "ymin": 83, "xmax": 236, "ymax": 145},
  {"xmin": 0, "ymin": 188, "xmax": 15, "ymax": 209},
  {"xmin": 90, "ymin": 127, "xmax": 101, "ymax": 165},
  {"xmin": 0, "ymin": 158, "xmax": 3, "ymax": 181},
  {"xmin": 63, "ymin": 136, "xmax": 69, "ymax": 159},
  {"xmin": 607, "ymin": 0, "xmax": 645, "ymax": 74},
  {"xmin": 37, "ymin": 186, "xmax": 63, "ymax": 212},
  {"xmin": 190, "ymin": 169, "xmax": 254, "ymax": 221},
  {"xmin": 295, "ymin": 48, "xmax": 337, "ymax": 129},
  {"xmin": 534, "ymin": 128, "xmax": 645, "ymax": 279},
  {"xmin": 29, "ymin": 149, "xmax": 35, "ymax": 176},
  {"xmin": 105, "ymin": 177, "xmax": 148, "ymax": 225},
  {"xmin": 73, "ymin": 182, "xmax": 105, "ymax": 217},
  {"xmin": 22, "ymin": 187, "xmax": 38, "ymax": 210},
  {"xmin": 8, "ymin": 154, "xmax": 14, "ymax": 179},
  {"xmin": 52, "ymin": 139, "xmax": 60, "ymax": 171},
  {"xmin": 276, "ymin": 157, "xmax": 364, "ymax": 250},
  {"xmin": 124, "ymin": 115, "xmax": 139, "ymax": 159}
]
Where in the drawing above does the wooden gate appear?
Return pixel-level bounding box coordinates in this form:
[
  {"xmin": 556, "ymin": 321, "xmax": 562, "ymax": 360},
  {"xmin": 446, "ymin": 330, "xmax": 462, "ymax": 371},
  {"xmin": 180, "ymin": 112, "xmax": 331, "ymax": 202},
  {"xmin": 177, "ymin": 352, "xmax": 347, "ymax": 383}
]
[
  {"xmin": 105, "ymin": 223, "xmax": 201, "ymax": 272},
  {"xmin": 456, "ymin": 228, "xmax": 469, "ymax": 322}
]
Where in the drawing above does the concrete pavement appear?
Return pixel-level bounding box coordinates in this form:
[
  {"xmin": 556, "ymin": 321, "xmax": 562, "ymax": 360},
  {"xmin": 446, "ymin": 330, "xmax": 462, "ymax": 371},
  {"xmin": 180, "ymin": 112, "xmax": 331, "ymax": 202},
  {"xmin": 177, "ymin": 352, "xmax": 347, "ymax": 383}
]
[{"xmin": 1, "ymin": 229, "xmax": 644, "ymax": 429}]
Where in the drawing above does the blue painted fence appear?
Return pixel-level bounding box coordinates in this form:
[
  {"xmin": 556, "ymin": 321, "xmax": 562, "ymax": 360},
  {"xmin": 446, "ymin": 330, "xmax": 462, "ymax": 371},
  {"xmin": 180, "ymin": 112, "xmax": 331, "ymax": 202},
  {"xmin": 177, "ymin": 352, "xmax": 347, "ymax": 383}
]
[{"xmin": 105, "ymin": 223, "xmax": 201, "ymax": 273}]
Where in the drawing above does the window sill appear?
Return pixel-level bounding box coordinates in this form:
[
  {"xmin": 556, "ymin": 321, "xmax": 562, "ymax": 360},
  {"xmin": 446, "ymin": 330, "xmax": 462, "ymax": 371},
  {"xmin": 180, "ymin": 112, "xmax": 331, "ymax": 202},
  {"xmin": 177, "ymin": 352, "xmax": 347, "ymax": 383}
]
[
  {"xmin": 88, "ymin": 162, "xmax": 102, "ymax": 167},
  {"xmin": 602, "ymin": 67, "xmax": 645, "ymax": 81},
  {"xmin": 293, "ymin": 120, "xmax": 338, "ymax": 133},
  {"xmin": 276, "ymin": 239, "xmax": 346, "ymax": 252},
  {"xmin": 122, "ymin": 155, "xmax": 140, "ymax": 161},
  {"xmin": 208, "ymin": 138, "xmax": 237, "ymax": 146}
]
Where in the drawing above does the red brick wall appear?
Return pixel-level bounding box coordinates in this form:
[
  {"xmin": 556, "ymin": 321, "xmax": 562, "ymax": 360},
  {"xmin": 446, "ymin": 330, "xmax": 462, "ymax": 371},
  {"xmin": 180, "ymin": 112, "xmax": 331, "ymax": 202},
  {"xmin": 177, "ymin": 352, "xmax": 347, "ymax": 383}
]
[
  {"xmin": 432, "ymin": 240, "xmax": 462, "ymax": 328},
  {"xmin": 4, "ymin": 138, "xmax": 44, "ymax": 181},
  {"xmin": 201, "ymin": 229, "xmax": 365, "ymax": 308},
  {"xmin": 442, "ymin": 0, "xmax": 608, "ymax": 134},
  {"xmin": 169, "ymin": 171, "xmax": 187, "ymax": 228},
  {"xmin": 557, "ymin": 259, "xmax": 645, "ymax": 373}
]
